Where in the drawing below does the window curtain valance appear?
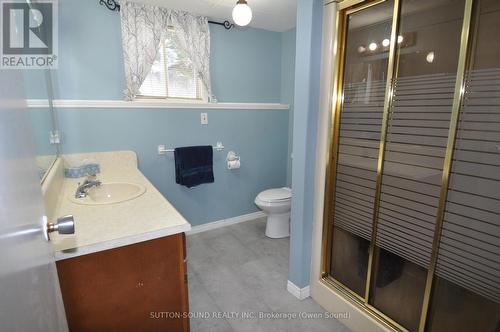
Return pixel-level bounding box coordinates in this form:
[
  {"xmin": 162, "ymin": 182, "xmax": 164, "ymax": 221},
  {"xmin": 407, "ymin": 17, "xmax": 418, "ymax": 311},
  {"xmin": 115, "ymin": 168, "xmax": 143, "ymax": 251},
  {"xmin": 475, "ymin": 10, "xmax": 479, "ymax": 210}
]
[{"xmin": 120, "ymin": 1, "xmax": 211, "ymax": 101}]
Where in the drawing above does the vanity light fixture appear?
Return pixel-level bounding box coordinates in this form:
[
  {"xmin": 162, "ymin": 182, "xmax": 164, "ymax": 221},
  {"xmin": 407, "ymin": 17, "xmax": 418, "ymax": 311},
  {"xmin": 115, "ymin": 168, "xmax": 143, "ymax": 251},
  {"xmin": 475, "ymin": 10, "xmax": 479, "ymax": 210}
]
[
  {"xmin": 426, "ymin": 51, "xmax": 435, "ymax": 63},
  {"xmin": 360, "ymin": 33, "xmax": 415, "ymax": 57},
  {"xmin": 232, "ymin": 0, "xmax": 252, "ymax": 27}
]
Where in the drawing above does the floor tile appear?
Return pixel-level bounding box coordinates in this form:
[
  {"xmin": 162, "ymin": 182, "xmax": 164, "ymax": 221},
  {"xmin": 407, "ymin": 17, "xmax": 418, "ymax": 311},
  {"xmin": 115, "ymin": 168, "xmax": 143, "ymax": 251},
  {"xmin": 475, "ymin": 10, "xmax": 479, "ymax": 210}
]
[
  {"xmin": 188, "ymin": 272, "xmax": 234, "ymax": 332},
  {"xmin": 186, "ymin": 218, "xmax": 352, "ymax": 332}
]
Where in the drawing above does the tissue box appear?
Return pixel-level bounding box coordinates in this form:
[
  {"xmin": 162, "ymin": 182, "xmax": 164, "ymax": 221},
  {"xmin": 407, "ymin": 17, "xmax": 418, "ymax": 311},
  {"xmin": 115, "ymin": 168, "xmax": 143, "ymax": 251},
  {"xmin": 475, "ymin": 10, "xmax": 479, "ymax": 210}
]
[{"xmin": 64, "ymin": 163, "xmax": 101, "ymax": 178}]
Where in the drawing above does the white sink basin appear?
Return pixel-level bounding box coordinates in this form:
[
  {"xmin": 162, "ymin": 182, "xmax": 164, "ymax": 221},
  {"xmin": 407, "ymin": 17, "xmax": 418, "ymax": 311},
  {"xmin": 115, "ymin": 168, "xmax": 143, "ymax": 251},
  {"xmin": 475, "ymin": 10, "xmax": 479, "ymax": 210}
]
[{"xmin": 69, "ymin": 182, "xmax": 146, "ymax": 205}]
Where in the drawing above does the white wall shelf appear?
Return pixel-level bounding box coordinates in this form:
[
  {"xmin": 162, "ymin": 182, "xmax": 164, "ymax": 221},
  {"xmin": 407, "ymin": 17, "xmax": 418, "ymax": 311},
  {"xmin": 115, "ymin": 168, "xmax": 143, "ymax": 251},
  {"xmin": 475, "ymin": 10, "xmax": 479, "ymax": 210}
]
[{"xmin": 26, "ymin": 99, "xmax": 290, "ymax": 110}]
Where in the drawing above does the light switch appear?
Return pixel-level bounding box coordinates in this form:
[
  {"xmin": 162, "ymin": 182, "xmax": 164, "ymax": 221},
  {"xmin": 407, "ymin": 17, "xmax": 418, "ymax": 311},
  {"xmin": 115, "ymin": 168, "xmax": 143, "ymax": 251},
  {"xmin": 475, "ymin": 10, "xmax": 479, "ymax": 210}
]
[{"xmin": 201, "ymin": 113, "xmax": 208, "ymax": 125}]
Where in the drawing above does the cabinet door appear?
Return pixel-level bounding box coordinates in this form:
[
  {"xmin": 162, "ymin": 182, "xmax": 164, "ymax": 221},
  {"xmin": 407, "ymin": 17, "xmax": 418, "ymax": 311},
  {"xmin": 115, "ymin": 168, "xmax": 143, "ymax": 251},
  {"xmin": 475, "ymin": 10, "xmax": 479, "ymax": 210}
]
[{"xmin": 57, "ymin": 234, "xmax": 189, "ymax": 332}]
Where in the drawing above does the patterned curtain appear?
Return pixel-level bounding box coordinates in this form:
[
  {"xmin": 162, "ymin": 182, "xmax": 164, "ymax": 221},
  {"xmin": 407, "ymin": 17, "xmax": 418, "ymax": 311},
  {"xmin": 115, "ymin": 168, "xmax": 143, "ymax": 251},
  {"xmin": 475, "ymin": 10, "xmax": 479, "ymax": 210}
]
[
  {"xmin": 120, "ymin": 1, "xmax": 211, "ymax": 101},
  {"xmin": 169, "ymin": 11, "xmax": 211, "ymax": 101}
]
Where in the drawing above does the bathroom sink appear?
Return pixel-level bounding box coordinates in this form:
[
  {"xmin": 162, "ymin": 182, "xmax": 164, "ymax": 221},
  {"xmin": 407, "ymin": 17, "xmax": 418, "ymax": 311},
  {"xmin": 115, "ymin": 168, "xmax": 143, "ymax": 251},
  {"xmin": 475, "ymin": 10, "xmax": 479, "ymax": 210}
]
[{"xmin": 69, "ymin": 182, "xmax": 146, "ymax": 205}]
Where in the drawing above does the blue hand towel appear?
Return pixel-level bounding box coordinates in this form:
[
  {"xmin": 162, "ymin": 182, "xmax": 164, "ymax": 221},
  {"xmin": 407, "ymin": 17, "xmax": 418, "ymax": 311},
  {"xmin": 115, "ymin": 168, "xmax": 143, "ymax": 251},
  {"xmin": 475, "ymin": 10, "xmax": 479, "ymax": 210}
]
[{"xmin": 174, "ymin": 146, "xmax": 214, "ymax": 188}]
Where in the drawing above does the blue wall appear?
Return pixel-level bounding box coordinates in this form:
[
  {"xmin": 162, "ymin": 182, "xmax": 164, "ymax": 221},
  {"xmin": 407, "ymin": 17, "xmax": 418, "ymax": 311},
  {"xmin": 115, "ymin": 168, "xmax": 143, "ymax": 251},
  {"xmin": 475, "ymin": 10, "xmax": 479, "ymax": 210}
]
[
  {"xmin": 24, "ymin": 0, "xmax": 282, "ymax": 103},
  {"xmin": 289, "ymin": 0, "xmax": 323, "ymax": 288},
  {"xmin": 58, "ymin": 107, "xmax": 289, "ymax": 226},
  {"xmin": 25, "ymin": 0, "xmax": 294, "ymax": 226},
  {"xmin": 28, "ymin": 108, "xmax": 57, "ymax": 156},
  {"xmin": 281, "ymin": 28, "xmax": 296, "ymax": 187},
  {"xmin": 211, "ymin": 26, "xmax": 282, "ymax": 103}
]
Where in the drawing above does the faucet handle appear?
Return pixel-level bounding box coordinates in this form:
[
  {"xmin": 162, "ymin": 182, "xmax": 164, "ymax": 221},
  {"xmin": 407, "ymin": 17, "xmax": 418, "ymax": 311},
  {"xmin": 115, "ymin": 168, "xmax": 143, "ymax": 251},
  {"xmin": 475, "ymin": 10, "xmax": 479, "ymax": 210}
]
[
  {"xmin": 86, "ymin": 171, "xmax": 99, "ymax": 182},
  {"xmin": 87, "ymin": 173, "xmax": 101, "ymax": 187}
]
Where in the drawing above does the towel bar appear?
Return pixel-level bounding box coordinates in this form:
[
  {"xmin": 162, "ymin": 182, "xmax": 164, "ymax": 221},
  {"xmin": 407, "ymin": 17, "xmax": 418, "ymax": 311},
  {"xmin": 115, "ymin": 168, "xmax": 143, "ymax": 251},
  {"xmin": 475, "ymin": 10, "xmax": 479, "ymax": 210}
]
[{"xmin": 158, "ymin": 142, "xmax": 224, "ymax": 155}]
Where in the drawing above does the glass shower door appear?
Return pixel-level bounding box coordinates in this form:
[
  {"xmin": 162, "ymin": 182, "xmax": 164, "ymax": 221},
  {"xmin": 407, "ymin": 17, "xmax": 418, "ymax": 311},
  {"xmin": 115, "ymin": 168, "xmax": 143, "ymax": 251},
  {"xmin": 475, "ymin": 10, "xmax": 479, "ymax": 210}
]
[
  {"xmin": 321, "ymin": 0, "xmax": 500, "ymax": 331},
  {"xmin": 325, "ymin": 0, "xmax": 395, "ymax": 298},
  {"xmin": 368, "ymin": 1, "xmax": 466, "ymax": 331},
  {"xmin": 427, "ymin": 0, "xmax": 500, "ymax": 330}
]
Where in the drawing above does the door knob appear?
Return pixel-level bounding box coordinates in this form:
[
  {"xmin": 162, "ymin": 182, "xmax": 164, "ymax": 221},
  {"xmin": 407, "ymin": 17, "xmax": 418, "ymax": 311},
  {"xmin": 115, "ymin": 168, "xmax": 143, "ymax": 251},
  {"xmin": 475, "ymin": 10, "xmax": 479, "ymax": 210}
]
[{"xmin": 47, "ymin": 215, "xmax": 75, "ymax": 235}]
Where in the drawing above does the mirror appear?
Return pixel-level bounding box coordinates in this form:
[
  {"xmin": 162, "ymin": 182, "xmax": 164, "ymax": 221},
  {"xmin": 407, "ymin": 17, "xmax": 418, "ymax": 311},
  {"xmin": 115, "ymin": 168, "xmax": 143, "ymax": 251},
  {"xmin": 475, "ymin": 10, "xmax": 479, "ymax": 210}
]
[{"xmin": 23, "ymin": 69, "xmax": 60, "ymax": 182}]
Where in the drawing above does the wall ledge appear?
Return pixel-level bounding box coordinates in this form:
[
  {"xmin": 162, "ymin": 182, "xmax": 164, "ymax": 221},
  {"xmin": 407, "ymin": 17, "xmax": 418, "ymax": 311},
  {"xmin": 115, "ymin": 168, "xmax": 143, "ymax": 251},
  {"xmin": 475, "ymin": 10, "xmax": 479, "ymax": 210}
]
[{"xmin": 26, "ymin": 99, "xmax": 290, "ymax": 110}]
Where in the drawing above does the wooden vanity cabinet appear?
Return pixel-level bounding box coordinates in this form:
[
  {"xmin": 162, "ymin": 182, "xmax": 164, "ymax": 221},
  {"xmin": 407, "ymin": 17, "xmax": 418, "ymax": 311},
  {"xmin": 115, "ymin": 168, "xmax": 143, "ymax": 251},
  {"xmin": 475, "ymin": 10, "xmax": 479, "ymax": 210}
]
[{"xmin": 56, "ymin": 233, "xmax": 189, "ymax": 332}]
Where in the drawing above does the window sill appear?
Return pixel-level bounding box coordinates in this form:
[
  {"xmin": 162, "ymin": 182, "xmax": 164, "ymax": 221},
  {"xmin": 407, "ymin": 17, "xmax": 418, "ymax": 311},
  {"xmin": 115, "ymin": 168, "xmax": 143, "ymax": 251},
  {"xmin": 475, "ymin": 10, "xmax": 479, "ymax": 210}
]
[{"xmin": 27, "ymin": 99, "xmax": 290, "ymax": 110}]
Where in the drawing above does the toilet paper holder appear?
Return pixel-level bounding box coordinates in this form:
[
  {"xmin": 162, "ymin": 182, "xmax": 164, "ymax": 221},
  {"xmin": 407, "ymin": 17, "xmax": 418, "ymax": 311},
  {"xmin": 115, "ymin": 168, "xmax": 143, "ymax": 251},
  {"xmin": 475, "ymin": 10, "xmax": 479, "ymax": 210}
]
[
  {"xmin": 226, "ymin": 151, "xmax": 240, "ymax": 169},
  {"xmin": 226, "ymin": 151, "xmax": 240, "ymax": 162}
]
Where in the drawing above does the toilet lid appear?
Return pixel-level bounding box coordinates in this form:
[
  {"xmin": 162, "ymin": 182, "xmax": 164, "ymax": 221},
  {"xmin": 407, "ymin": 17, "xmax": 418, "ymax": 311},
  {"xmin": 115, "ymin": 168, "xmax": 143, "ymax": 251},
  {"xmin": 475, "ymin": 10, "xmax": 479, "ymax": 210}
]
[{"xmin": 257, "ymin": 187, "xmax": 292, "ymax": 202}]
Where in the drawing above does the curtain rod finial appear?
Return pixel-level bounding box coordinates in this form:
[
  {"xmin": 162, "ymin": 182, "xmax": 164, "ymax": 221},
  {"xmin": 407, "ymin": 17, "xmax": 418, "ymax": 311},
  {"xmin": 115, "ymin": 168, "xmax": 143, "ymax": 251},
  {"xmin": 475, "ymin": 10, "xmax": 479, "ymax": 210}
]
[
  {"xmin": 100, "ymin": 0, "xmax": 120, "ymax": 11},
  {"xmin": 208, "ymin": 20, "xmax": 234, "ymax": 30}
]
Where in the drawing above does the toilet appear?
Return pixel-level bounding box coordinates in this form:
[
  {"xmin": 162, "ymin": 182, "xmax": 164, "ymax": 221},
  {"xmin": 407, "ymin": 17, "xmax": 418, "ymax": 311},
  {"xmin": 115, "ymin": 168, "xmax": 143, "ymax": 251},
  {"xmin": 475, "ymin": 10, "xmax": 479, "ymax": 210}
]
[{"xmin": 255, "ymin": 187, "xmax": 292, "ymax": 238}]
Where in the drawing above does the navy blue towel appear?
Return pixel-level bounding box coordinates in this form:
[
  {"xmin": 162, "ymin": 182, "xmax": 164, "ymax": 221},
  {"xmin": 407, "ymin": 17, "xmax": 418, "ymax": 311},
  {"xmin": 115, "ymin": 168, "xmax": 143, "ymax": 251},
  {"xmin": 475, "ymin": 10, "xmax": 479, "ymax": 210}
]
[{"xmin": 174, "ymin": 146, "xmax": 214, "ymax": 188}]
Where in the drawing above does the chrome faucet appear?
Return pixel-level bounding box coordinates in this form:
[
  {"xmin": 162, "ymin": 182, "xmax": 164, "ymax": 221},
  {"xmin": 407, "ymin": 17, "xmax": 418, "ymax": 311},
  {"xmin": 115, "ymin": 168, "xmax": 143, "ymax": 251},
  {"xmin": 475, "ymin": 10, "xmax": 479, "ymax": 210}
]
[{"xmin": 75, "ymin": 174, "xmax": 101, "ymax": 199}]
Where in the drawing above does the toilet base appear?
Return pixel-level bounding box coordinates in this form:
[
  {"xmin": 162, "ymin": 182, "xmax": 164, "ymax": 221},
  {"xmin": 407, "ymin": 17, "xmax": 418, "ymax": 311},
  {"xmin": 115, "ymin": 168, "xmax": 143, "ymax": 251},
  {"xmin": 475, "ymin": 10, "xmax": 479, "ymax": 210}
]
[{"xmin": 265, "ymin": 212, "xmax": 290, "ymax": 238}]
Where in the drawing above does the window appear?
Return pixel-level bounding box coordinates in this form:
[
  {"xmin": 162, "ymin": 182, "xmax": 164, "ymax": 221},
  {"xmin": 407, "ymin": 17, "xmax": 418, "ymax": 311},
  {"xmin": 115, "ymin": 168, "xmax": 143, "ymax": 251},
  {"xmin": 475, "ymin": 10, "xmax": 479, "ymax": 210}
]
[{"xmin": 138, "ymin": 29, "xmax": 203, "ymax": 100}]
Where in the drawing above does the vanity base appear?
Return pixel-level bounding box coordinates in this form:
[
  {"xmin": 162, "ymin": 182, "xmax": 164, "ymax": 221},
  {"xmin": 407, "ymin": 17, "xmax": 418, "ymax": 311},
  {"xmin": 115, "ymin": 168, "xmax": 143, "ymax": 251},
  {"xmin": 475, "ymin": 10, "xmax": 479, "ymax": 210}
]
[{"xmin": 56, "ymin": 233, "xmax": 189, "ymax": 332}]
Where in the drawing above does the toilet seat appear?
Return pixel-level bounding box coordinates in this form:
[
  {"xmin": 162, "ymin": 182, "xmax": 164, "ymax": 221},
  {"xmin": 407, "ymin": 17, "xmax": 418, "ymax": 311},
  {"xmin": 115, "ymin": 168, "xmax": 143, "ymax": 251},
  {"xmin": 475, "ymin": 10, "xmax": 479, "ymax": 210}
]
[{"xmin": 256, "ymin": 187, "xmax": 291, "ymax": 203}]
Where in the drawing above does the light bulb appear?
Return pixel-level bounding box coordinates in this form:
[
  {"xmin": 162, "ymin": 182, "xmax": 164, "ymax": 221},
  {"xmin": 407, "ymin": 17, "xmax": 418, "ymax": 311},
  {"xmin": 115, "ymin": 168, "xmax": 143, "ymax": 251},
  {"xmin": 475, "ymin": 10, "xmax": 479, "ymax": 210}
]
[
  {"xmin": 232, "ymin": 0, "xmax": 252, "ymax": 27},
  {"xmin": 382, "ymin": 38, "xmax": 390, "ymax": 47},
  {"xmin": 426, "ymin": 51, "xmax": 435, "ymax": 63},
  {"xmin": 368, "ymin": 42, "xmax": 378, "ymax": 51},
  {"xmin": 358, "ymin": 45, "xmax": 366, "ymax": 53},
  {"xmin": 397, "ymin": 35, "xmax": 404, "ymax": 44}
]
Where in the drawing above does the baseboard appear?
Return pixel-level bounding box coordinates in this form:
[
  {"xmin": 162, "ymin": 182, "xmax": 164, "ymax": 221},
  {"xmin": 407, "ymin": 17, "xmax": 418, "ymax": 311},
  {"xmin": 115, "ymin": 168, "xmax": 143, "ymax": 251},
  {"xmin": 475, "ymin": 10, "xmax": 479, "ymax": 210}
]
[
  {"xmin": 287, "ymin": 280, "xmax": 311, "ymax": 300},
  {"xmin": 186, "ymin": 211, "xmax": 266, "ymax": 235}
]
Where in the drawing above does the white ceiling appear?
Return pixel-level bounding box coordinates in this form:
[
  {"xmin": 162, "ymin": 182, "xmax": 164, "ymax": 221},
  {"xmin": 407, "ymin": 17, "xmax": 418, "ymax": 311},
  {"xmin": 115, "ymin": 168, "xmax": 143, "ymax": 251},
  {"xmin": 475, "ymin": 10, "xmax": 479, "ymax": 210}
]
[{"xmin": 130, "ymin": 0, "xmax": 298, "ymax": 32}]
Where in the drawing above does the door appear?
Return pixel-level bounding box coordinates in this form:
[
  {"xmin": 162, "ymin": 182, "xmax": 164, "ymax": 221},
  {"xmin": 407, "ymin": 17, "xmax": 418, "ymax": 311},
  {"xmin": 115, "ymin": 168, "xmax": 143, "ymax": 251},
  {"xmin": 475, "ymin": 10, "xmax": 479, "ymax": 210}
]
[
  {"xmin": 314, "ymin": 0, "xmax": 500, "ymax": 331},
  {"xmin": 0, "ymin": 70, "xmax": 68, "ymax": 331}
]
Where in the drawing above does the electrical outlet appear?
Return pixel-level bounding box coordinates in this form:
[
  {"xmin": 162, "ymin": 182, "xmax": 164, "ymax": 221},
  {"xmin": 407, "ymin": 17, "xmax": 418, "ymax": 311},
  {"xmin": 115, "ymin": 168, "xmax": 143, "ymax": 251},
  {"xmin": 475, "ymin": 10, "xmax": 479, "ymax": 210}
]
[{"xmin": 201, "ymin": 113, "xmax": 208, "ymax": 125}]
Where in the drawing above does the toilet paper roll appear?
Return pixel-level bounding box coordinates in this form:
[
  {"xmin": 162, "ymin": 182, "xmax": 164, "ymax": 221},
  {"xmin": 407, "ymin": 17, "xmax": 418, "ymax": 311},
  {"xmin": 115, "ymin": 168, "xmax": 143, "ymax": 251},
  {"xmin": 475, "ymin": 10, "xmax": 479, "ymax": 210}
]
[{"xmin": 227, "ymin": 159, "xmax": 241, "ymax": 170}]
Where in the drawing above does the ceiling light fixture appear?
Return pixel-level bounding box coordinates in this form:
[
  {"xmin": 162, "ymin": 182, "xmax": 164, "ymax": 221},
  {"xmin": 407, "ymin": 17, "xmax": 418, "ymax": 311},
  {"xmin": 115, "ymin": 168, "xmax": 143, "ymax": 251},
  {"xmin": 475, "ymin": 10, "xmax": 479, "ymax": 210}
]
[
  {"xmin": 397, "ymin": 35, "xmax": 404, "ymax": 44},
  {"xmin": 382, "ymin": 38, "xmax": 390, "ymax": 47},
  {"xmin": 232, "ymin": 0, "xmax": 252, "ymax": 27},
  {"xmin": 368, "ymin": 42, "xmax": 378, "ymax": 51}
]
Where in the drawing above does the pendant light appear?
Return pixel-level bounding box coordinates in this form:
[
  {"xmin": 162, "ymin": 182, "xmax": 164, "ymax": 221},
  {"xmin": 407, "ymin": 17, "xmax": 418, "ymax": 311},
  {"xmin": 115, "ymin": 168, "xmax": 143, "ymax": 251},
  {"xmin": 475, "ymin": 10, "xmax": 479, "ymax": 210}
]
[{"xmin": 232, "ymin": 0, "xmax": 252, "ymax": 27}]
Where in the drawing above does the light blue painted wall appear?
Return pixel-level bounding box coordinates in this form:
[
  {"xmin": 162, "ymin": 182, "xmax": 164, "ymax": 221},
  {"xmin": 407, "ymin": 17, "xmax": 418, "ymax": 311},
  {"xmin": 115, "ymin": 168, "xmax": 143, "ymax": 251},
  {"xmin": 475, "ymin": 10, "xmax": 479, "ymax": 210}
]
[
  {"xmin": 24, "ymin": 0, "xmax": 292, "ymax": 226},
  {"xmin": 23, "ymin": 0, "xmax": 124, "ymax": 100},
  {"xmin": 23, "ymin": 71, "xmax": 59, "ymax": 158},
  {"xmin": 22, "ymin": 70, "xmax": 49, "ymax": 100},
  {"xmin": 28, "ymin": 108, "xmax": 57, "ymax": 156},
  {"xmin": 211, "ymin": 25, "xmax": 282, "ymax": 103},
  {"xmin": 289, "ymin": 0, "xmax": 323, "ymax": 288},
  {"xmin": 24, "ymin": 0, "xmax": 282, "ymax": 103},
  {"xmin": 58, "ymin": 107, "xmax": 289, "ymax": 226},
  {"xmin": 281, "ymin": 28, "xmax": 296, "ymax": 187}
]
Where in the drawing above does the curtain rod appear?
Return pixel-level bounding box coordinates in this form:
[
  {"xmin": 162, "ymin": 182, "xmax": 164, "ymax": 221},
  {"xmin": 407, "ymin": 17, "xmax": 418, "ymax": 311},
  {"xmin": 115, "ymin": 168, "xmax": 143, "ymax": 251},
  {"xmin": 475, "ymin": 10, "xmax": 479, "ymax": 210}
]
[
  {"xmin": 208, "ymin": 20, "xmax": 234, "ymax": 30},
  {"xmin": 99, "ymin": 0, "xmax": 234, "ymax": 30}
]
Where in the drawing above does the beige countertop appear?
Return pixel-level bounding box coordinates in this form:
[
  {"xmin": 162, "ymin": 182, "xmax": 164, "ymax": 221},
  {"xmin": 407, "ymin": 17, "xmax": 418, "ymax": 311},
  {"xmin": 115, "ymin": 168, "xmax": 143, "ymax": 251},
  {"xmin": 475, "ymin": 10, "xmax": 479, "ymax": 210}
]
[{"xmin": 49, "ymin": 151, "xmax": 191, "ymax": 261}]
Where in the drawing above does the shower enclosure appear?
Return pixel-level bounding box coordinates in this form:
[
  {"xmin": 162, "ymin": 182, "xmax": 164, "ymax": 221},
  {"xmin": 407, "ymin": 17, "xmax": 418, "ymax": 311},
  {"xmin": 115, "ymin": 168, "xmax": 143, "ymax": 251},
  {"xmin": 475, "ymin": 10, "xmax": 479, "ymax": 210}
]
[{"xmin": 321, "ymin": 0, "xmax": 500, "ymax": 331}]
